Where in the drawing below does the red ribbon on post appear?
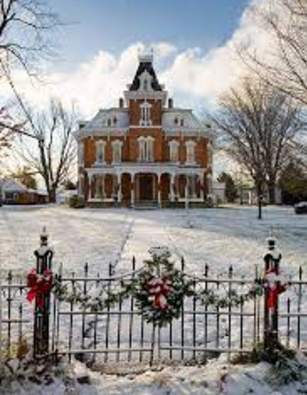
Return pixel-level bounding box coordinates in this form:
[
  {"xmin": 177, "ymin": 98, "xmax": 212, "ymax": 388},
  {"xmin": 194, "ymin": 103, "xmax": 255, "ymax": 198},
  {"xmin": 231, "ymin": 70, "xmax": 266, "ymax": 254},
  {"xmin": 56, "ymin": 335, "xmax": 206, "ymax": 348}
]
[
  {"xmin": 265, "ymin": 266, "xmax": 287, "ymax": 311},
  {"xmin": 27, "ymin": 268, "xmax": 53, "ymax": 309}
]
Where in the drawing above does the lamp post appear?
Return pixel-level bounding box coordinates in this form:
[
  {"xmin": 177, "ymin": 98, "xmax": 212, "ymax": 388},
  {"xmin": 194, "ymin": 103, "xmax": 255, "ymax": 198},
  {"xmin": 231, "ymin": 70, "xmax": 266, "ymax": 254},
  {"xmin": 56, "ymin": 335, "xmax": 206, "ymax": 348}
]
[{"xmin": 258, "ymin": 193, "xmax": 263, "ymax": 220}]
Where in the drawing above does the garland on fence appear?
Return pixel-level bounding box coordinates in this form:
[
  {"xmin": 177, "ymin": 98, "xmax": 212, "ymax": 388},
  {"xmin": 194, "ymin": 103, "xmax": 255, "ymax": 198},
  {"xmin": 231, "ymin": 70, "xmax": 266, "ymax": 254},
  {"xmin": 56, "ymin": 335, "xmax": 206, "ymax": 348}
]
[{"xmin": 48, "ymin": 247, "xmax": 268, "ymax": 327}]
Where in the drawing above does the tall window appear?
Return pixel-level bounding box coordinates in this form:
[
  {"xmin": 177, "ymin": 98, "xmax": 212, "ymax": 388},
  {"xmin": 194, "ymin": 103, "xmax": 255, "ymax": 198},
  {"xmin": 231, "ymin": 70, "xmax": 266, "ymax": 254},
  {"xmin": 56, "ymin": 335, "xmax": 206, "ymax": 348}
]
[
  {"xmin": 138, "ymin": 136, "xmax": 154, "ymax": 161},
  {"xmin": 78, "ymin": 141, "xmax": 84, "ymax": 166},
  {"xmin": 112, "ymin": 140, "xmax": 123, "ymax": 163},
  {"xmin": 96, "ymin": 140, "xmax": 106, "ymax": 164},
  {"xmin": 140, "ymin": 101, "xmax": 152, "ymax": 126},
  {"xmin": 168, "ymin": 140, "xmax": 179, "ymax": 162},
  {"xmin": 185, "ymin": 140, "xmax": 196, "ymax": 164}
]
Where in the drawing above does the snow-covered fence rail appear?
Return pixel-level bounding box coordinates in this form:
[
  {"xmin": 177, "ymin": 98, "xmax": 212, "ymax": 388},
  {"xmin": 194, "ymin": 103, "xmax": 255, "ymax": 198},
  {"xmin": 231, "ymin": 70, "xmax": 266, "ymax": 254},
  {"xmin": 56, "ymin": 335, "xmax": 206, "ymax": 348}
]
[
  {"xmin": 1, "ymin": 231, "xmax": 307, "ymax": 367},
  {"xmin": 50, "ymin": 258, "xmax": 263, "ymax": 365},
  {"xmin": 0, "ymin": 272, "xmax": 31, "ymax": 358}
]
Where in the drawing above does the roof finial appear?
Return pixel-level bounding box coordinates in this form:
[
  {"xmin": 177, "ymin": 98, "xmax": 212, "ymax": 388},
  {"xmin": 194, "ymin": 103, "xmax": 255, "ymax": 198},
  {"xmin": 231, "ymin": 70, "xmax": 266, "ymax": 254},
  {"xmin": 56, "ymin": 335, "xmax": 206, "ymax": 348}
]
[{"xmin": 138, "ymin": 46, "xmax": 153, "ymax": 63}]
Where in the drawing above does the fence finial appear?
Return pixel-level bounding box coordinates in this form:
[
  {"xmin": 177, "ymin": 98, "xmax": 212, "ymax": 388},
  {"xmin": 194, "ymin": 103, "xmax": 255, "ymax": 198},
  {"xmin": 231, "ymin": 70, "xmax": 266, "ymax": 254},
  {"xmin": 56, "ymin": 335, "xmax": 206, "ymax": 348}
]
[{"xmin": 40, "ymin": 226, "xmax": 48, "ymax": 247}]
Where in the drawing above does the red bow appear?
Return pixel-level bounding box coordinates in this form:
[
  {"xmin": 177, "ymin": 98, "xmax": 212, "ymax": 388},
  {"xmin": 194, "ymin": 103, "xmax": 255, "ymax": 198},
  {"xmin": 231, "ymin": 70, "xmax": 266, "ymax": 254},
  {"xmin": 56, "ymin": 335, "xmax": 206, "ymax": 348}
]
[
  {"xmin": 27, "ymin": 268, "xmax": 53, "ymax": 309},
  {"xmin": 147, "ymin": 277, "xmax": 172, "ymax": 311},
  {"xmin": 265, "ymin": 267, "xmax": 286, "ymax": 310}
]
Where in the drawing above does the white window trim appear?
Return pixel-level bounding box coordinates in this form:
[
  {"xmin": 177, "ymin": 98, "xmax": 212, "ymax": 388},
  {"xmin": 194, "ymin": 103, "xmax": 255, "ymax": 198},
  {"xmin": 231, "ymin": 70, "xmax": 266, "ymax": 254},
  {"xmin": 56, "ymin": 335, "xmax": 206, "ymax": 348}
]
[
  {"xmin": 185, "ymin": 140, "xmax": 196, "ymax": 164},
  {"xmin": 139, "ymin": 101, "xmax": 152, "ymax": 126},
  {"xmin": 95, "ymin": 140, "xmax": 106, "ymax": 165},
  {"xmin": 168, "ymin": 139, "xmax": 180, "ymax": 163},
  {"xmin": 111, "ymin": 139, "xmax": 123, "ymax": 164},
  {"xmin": 138, "ymin": 136, "xmax": 155, "ymax": 162},
  {"xmin": 78, "ymin": 141, "xmax": 84, "ymax": 166}
]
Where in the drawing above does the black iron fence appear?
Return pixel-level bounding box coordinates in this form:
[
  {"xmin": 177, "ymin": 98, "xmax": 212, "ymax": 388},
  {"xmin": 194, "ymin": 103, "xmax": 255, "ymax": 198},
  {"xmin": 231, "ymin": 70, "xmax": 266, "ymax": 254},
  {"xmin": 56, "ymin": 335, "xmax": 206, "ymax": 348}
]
[{"xmin": 0, "ymin": 230, "xmax": 306, "ymax": 365}]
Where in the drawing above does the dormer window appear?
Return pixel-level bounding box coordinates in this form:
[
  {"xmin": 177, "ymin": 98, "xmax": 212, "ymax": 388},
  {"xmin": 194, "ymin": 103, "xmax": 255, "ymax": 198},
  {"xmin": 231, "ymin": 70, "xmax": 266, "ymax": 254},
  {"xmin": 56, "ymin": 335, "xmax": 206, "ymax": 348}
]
[
  {"xmin": 96, "ymin": 140, "xmax": 106, "ymax": 164},
  {"xmin": 138, "ymin": 70, "xmax": 153, "ymax": 92},
  {"xmin": 168, "ymin": 140, "xmax": 179, "ymax": 162},
  {"xmin": 140, "ymin": 101, "xmax": 152, "ymax": 126},
  {"xmin": 185, "ymin": 140, "xmax": 196, "ymax": 164},
  {"xmin": 112, "ymin": 140, "xmax": 123, "ymax": 163},
  {"xmin": 107, "ymin": 118, "xmax": 112, "ymax": 127},
  {"xmin": 174, "ymin": 117, "xmax": 178, "ymax": 125},
  {"xmin": 138, "ymin": 136, "xmax": 154, "ymax": 161},
  {"xmin": 113, "ymin": 116, "xmax": 117, "ymax": 125},
  {"xmin": 143, "ymin": 79, "xmax": 148, "ymax": 91},
  {"xmin": 180, "ymin": 118, "xmax": 184, "ymax": 127}
]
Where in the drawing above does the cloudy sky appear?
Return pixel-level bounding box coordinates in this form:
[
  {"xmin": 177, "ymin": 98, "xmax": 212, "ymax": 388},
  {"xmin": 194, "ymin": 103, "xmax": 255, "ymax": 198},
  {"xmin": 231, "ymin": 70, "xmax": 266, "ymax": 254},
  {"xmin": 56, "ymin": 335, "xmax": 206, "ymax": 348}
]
[{"xmin": 2, "ymin": 0, "xmax": 270, "ymax": 121}]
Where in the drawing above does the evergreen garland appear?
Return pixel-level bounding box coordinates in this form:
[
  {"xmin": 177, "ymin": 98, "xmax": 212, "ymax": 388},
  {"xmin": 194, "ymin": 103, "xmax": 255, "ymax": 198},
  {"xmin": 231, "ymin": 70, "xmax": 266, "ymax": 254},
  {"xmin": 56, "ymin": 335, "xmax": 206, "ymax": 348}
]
[{"xmin": 52, "ymin": 247, "xmax": 265, "ymax": 327}]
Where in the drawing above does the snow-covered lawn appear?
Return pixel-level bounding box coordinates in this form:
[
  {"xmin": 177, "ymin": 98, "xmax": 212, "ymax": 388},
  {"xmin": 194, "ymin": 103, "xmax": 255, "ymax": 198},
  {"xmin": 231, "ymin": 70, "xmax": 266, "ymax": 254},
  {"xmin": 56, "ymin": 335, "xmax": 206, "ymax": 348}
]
[{"xmin": 0, "ymin": 204, "xmax": 306, "ymax": 276}]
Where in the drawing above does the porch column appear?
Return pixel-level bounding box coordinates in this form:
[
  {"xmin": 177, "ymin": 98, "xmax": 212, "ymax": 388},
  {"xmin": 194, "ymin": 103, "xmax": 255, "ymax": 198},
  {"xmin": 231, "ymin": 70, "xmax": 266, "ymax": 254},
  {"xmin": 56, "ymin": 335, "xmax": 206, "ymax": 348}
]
[
  {"xmin": 95, "ymin": 175, "xmax": 102, "ymax": 199},
  {"xmin": 170, "ymin": 174, "xmax": 175, "ymax": 202},
  {"xmin": 117, "ymin": 173, "xmax": 122, "ymax": 203},
  {"xmin": 157, "ymin": 174, "xmax": 161, "ymax": 207},
  {"xmin": 200, "ymin": 174, "xmax": 204, "ymax": 201},
  {"xmin": 207, "ymin": 173, "xmax": 213, "ymax": 196},
  {"xmin": 131, "ymin": 174, "xmax": 135, "ymax": 207},
  {"xmin": 88, "ymin": 174, "xmax": 93, "ymax": 200},
  {"xmin": 185, "ymin": 175, "xmax": 189, "ymax": 209}
]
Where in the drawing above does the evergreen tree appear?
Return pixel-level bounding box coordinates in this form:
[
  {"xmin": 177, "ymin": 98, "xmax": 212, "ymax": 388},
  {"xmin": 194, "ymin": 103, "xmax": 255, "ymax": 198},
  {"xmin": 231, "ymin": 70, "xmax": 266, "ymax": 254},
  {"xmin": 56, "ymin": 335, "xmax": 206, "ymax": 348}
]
[{"xmin": 217, "ymin": 172, "xmax": 238, "ymax": 203}]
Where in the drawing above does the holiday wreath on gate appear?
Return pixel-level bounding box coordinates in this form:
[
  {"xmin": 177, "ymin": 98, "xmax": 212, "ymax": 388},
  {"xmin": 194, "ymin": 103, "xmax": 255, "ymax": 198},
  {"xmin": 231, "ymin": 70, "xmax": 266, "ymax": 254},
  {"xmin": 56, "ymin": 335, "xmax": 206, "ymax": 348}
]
[{"xmin": 127, "ymin": 247, "xmax": 194, "ymax": 326}]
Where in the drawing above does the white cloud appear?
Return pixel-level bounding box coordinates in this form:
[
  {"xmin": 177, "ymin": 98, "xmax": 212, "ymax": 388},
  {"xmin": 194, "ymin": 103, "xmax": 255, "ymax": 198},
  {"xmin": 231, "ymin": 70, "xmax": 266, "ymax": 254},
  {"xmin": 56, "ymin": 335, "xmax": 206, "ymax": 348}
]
[{"xmin": 0, "ymin": 0, "xmax": 273, "ymax": 120}]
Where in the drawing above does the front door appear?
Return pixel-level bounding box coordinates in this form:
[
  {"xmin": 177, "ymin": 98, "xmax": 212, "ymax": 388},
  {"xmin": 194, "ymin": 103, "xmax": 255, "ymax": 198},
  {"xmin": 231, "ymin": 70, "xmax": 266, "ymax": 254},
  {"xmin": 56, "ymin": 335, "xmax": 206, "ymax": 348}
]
[{"xmin": 138, "ymin": 174, "xmax": 154, "ymax": 201}]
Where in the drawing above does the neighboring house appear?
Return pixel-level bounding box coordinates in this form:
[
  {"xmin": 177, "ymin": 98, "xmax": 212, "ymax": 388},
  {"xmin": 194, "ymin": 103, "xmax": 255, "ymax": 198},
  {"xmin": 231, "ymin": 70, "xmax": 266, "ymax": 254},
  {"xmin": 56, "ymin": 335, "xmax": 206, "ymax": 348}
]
[
  {"xmin": 75, "ymin": 52, "xmax": 213, "ymax": 208},
  {"xmin": 212, "ymin": 181, "xmax": 226, "ymax": 204},
  {"xmin": 239, "ymin": 186, "xmax": 282, "ymax": 205},
  {"xmin": 57, "ymin": 189, "xmax": 78, "ymax": 205},
  {"xmin": 0, "ymin": 179, "xmax": 48, "ymax": 205}
]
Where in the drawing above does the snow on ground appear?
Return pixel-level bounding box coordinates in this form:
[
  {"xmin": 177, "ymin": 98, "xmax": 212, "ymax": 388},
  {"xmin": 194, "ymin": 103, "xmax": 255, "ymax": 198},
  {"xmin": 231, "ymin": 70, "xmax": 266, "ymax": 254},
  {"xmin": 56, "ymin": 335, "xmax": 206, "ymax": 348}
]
[
  {"xmin": 5, "ymin": 355, "xmax": 307, "ymax": 395},
  {"xmin": 0, "ymin": 204, "xmax": 306, "ymax": 277}
]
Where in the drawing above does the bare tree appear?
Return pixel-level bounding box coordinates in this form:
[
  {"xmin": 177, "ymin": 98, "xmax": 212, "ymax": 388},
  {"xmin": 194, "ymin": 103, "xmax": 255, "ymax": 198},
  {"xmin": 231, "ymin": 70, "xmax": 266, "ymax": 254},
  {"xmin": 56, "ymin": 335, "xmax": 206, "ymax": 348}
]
[
  {"xmin": 0, "ymin": 0, "xmax": 60, "ymax": 150},
  {"xmin": 17, "ymin": 99, "xmax": 76, "ymax": 202},
  {"xmin": 212, "ymin": 77, "xmax": 303, "ymax": 205},
  {"xmin": 0, "ymin": 0, "xmax": 59, "ymax": 76},
  {"xmin": 242, "ymin": 0, "xmax": 307, "ymax": 106}
]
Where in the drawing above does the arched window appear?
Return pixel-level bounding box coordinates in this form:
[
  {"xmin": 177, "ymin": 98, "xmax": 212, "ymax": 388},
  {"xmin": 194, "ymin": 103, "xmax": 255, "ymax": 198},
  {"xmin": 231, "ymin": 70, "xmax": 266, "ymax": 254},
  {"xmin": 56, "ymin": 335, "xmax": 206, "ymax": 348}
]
[
  {"xmin": 140, "ymin": 101, "xmax": 152, "ymax": 126},
  {"xmin": 138, "ymin": 136, "xmax": 154, "ymax": 161},
  {"xmin": 96, "ymin": 140, "xmax": 106, "ymax": 164},
  {"xmin": 185, "ymin": 140, "xmax": 196, "ymax": 164},
  {"xmin": 143, "ymin": 79, "xmax": 148, "ymax": 91},
  {"xmin": 112, "ymin": 140, "xmax": 123, "ymax": 163},
  {"xmin": 168, "ymin": 140, "xmax": 179, "ymax": 162}
]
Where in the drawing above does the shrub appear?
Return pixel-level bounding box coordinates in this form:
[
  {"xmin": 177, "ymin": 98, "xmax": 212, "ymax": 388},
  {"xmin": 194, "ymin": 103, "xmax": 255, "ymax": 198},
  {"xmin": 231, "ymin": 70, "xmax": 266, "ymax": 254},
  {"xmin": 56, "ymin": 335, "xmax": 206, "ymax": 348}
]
[{"xmin": 69, "ymin": 195, "xmax": 85, "ymax": 208}]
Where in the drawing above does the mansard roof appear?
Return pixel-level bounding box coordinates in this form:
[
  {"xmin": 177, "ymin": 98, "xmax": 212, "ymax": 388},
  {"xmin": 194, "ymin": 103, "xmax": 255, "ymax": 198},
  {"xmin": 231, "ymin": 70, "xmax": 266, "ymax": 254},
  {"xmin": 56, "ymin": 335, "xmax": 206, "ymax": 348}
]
[{"xmin": 129, "ymin": 60, "xmax": 163, "ymax": 91}]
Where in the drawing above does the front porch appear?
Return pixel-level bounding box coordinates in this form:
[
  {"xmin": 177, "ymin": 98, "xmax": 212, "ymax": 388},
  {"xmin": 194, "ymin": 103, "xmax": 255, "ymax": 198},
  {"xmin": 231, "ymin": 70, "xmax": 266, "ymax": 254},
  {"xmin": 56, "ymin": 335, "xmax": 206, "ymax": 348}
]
[{"xmin": 81, "ymin": 163, "xmax": 212, "ymax": 208}]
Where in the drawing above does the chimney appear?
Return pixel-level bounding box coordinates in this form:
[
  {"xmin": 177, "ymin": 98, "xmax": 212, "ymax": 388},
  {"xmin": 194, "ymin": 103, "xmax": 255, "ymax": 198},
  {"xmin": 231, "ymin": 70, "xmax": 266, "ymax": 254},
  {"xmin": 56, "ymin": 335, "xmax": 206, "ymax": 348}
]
[
  {"xmin": 119, "ymin": 98, "xmax": 124, "ymax": 108},
  {"xmin": 168, "ymin": 98, "xmax": 173, "ymax": 109}
]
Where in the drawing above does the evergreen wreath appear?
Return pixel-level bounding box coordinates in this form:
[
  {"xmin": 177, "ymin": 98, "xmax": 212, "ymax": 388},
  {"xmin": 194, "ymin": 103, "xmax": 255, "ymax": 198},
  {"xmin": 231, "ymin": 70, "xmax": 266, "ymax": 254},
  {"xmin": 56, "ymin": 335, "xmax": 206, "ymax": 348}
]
[{"xmin": 128, "ymin": 247, "xmax": 194, "ymax": 327}]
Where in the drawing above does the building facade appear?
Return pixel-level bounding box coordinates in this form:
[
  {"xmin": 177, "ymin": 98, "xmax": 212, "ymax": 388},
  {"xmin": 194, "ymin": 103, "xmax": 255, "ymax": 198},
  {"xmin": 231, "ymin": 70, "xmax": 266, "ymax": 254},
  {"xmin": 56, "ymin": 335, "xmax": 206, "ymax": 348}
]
[{"xmin": 75, "ymin": 53, "xmax": 213, "ymax": 208}]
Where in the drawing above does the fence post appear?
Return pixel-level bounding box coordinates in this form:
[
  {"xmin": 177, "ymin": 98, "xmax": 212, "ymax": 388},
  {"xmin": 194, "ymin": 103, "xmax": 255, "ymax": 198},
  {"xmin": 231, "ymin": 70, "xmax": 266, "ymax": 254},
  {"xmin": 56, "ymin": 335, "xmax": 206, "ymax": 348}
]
[
  {"xmin": 33, "ymin": 227, "xmax": 53, "ymax": 358},
  {"xmin": 263, "ymin": 237, "xmax": 282, "ymax": 349}
]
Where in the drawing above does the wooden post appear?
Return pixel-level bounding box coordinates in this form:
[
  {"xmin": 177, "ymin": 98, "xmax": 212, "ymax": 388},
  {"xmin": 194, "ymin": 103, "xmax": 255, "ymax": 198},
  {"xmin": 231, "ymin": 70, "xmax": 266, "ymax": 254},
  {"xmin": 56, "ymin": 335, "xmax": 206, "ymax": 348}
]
[
  {"xmin": 33, "ymin": 227, "xmax": 53, "ymax": 358},
  {"xmin": 263, "ymin": 237, "xmax": 282, "ymax": 349}
]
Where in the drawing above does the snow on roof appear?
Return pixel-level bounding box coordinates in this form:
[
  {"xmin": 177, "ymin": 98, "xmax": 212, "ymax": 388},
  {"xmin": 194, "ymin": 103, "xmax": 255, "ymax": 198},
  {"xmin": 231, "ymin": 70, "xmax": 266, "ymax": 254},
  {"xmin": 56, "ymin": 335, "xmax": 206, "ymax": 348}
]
[{"xmin": 0, "ymin": 178, "xmax": 28, "ymax": 192}]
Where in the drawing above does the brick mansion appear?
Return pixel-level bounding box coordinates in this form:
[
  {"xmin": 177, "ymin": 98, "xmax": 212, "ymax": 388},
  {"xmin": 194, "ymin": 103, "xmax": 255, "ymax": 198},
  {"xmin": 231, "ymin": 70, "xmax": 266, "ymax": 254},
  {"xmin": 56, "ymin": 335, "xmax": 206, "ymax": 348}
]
[{"xmin": 75, "ymin": 52, "xmax": 213, "ymax": 207}]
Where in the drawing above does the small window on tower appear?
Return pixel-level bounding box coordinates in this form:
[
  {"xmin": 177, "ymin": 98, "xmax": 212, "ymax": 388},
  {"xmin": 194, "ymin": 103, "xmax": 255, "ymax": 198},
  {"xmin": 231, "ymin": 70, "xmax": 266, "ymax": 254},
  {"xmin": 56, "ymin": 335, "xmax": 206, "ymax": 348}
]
[{"xmin": 143, "ymin": 79, "xmax": 148, "ymax": 91}]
